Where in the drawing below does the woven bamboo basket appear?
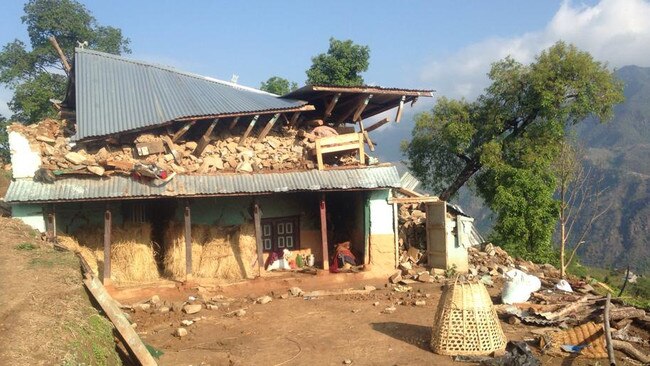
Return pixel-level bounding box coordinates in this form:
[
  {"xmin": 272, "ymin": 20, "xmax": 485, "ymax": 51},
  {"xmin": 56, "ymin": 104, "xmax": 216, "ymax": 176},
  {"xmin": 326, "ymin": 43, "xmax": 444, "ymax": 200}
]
[{"xmin": 430, "ymin": 280, "xmax": 507, "ymax": 356}]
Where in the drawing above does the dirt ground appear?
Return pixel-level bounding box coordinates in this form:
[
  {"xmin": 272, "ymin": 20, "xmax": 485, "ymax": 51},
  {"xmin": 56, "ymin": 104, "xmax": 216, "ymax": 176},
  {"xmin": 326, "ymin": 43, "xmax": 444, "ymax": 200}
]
[
  {"xmin": 0, "ymin": 217, "xmax": 121, "ymax": 365},
  {"xmin": 119, "ymin": 274, "xmax": 648, "ymax": 366}
]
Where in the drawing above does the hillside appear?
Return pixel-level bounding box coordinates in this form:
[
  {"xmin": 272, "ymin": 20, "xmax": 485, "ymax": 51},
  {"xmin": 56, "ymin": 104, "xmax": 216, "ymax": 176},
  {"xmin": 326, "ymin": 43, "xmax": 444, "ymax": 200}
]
[{"xmin": 572, "ymin": 65, "xmax": 650, "ymax": 272}]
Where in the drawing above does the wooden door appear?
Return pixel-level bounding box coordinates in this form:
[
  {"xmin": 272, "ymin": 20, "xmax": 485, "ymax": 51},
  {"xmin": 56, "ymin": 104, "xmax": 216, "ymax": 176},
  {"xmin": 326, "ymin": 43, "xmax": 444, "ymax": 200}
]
[{"xmin": 426, "ymin": 201, "xmax": 447, "ymax": 269}]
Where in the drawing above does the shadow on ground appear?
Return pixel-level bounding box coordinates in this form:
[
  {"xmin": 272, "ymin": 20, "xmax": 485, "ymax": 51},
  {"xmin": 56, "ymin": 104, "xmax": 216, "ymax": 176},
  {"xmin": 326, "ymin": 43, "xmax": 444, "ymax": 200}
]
[{"xmin": 371, "ymin": 322, "xmax": 432, "ymax": 352}]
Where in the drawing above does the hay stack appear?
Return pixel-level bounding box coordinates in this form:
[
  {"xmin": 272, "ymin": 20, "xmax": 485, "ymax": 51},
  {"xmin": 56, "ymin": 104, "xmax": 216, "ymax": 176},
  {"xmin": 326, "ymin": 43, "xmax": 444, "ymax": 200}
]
[
  {"xmin": 60, "ymin": 223, "xmax": 159, "ymax": 283},
  {"xmin": 109, "ymin": 222, "xmax": 159, "ymax": 283},
  {"xmin": 163, "ymin": 222, "xmax": 258, "ymax": 280},
  {"xmin": 163, "ymin": 223, "xmax": 205, "ymax": 278}
]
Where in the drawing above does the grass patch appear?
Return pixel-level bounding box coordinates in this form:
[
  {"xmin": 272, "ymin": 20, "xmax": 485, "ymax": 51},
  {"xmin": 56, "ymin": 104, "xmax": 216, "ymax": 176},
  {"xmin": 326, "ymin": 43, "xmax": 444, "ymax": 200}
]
[
  {"xmin": 62, "ymin": 314, "xmax": 120, "ymax": 366},
  {"xmin": 15, "ymin": 242, "xmax": 37, "ymax": 251},
  {"xmin": 29, "ymin": 251, "xmax": 78, "ymax": 268}
]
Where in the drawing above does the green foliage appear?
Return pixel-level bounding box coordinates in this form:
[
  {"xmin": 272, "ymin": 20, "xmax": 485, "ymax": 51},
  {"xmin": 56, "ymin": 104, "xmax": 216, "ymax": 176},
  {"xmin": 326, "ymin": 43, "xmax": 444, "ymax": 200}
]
[
  {"xmin": 0, "ymin": 115, "xmax": 9, "ymax": 163},
  {"xmin": 260, "ymin": 76, "xmax": 298, "ymax": 95},
  {"xmin": 0, "ymin": 0, "xmax": 130, "ymax": 123},
  {"xmin": 402, "ymin": 42, "xmax": 623, "ymax": 263},
  {"xmin": 15, "ymin": 242, "xmax": 37, "ymax": 251},
  {"xmin": 63, "ymin": 313, "xmax": 121, "ymax": 365},
  {"xmin": 306, "ymin": 37, "xmax": 370, "ymax": 86}
]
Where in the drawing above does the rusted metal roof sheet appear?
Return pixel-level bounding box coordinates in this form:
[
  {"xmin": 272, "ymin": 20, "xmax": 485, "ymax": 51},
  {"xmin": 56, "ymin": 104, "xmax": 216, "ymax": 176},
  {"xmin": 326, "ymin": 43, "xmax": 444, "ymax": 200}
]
[
  {"xmin": 67, "ymin": 48, "xmax": 308, "ymax": 141},
  {"xmin": 5, "ymin": 166, "xmax": 400, "ymax": 203}
]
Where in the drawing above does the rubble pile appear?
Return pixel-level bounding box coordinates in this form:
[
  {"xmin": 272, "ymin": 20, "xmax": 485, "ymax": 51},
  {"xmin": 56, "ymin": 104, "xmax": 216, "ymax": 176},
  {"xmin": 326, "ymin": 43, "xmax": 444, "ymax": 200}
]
[
  {"xmin": 8, "ymin": 119, "xmax": 364, "ymax": 181},
  {"xmin": 398, "ymin": 202, "xmax": 427, "ymax": 251},
  {"xmin": 468, "ymin": 243, "xmax": 561, "ymax": 280}
]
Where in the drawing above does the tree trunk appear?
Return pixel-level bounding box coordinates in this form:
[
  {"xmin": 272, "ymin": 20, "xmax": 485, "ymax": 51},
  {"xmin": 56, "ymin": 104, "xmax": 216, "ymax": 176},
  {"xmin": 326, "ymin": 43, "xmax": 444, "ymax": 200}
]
[
  {"xmin": 560, "ymin": 186, "xmax": 566, "ymax": 278},
  {"xmin": 439, "ymin": 160, "xmax": 481, "ymax": 202}
]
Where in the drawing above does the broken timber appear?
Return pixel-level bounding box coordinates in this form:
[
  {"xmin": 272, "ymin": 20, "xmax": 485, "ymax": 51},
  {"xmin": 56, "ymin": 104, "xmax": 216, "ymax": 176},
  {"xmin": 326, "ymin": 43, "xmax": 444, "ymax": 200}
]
[
  {"xmin": 324, "ymin": 93, "xmax": 341, "ymax": 117},
  {"xmin": 172, "ymin": 120, "xmax": 196, "ymax": 142},
  {"xmin": 395, "ymin": 95, "xmax": 406, "ymax": 123},
  {"xmin": 84, "ymin": 276, "xmax": 157, "ymax": 366},
  {"xmin": 365, "ymin": 117, "xmax": 391, "ymax": 132}
]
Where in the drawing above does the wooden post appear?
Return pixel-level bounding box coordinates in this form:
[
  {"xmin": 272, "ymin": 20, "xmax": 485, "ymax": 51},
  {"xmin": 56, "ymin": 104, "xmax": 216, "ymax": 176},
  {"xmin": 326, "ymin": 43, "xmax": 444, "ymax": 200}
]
[
  {"xmin": 193, "ymin": 118, "xmax": 219, "ymax": 156},
  {"xmin": 365, "ymin": 117, "xmax": 391, "ymax": 132},
  {"xmin": 605, "ymin": 293, "xmax": 617, "ymax": 366},
  {"xmin": 47, "ymin": 213, "xmax": 56, "ymax": 243},
  {"xmin": 320, "ymin": 194, "xmax": 329, "ymax": 271},
  {"xmin": 184, "ymin": 204, "xmax": 192, "ymax": 279},
  {"xmin": 103, "ymin": 210, "xmax": 112, "ymax": 285},
  {"xmin": 253, "ymin": 202, "xmax": 264, "ymax": 276}
]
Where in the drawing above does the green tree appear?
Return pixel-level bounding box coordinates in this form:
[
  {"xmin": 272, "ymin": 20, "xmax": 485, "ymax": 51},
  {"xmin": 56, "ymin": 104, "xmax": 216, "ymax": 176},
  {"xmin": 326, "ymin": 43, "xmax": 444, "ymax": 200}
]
[
  {"xmin": 260, "ymin": 76, "xmax": 298, "ymax": 95},
  {"xmin": 306, "ymin": 37, "xmax": 370, "ymax": 86},
  {"xmin": 0, "ymin": 115, "xmax": 9, "ymax": 163},
  {"xmin": 0, "ymin": 0, "xmax": 130, "ymax": 123},
  {"xmin": 402, "ymin": 42, "xmax": 623, "ymax": 261}
]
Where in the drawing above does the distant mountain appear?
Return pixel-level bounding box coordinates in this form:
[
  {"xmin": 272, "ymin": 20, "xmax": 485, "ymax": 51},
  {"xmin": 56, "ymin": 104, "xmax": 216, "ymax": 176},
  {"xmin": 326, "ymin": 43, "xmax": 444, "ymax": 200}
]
[{"xmin": 572, "ymin": 65, "xmax": 650, "ymax": 273}]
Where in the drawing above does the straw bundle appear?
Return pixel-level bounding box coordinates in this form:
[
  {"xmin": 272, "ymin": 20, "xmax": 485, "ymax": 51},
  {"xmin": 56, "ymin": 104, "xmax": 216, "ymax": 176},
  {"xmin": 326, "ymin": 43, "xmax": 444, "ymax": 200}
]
[
  {"xmin": 163, "ymin": 223, "xmax": 205, "ymax": 278},
  {"xmin": 163, "ymin": 222, "xmax": 258, "ymax": 280},
  {"xmin": 60, "ymin": 223, "xmax": 159, "ymax": 283}
]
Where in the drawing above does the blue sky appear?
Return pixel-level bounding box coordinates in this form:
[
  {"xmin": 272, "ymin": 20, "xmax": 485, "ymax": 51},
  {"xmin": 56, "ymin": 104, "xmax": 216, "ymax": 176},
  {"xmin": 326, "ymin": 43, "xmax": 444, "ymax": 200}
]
[{"xmin": 2, "ymin": 0, "xmax": 650, "ymax": 160}]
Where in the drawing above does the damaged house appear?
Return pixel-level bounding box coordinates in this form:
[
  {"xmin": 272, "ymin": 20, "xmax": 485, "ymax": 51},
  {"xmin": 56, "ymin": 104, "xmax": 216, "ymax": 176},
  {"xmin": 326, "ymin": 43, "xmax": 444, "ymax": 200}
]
[{"xmin": 5, "ymin": 48, "xmax": 434, "ymax": 285}]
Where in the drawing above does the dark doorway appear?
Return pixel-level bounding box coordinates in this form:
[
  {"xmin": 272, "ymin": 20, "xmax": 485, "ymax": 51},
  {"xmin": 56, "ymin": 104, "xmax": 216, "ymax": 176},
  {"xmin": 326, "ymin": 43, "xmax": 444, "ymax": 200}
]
[{"xmin": 325, "ymin": 191, "xmax": 366, "ymax": 264}]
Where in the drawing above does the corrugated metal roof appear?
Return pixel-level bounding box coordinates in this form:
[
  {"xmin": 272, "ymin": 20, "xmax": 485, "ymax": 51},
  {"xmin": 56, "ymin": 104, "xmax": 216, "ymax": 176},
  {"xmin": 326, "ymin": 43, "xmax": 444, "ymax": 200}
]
[
  {"xmin": 68, "ymin": 48, "xmax": 308, "ymax": 141},
  {"xmin": 5, "ymin": 166, "xmax": 400, "ymax": 203}
]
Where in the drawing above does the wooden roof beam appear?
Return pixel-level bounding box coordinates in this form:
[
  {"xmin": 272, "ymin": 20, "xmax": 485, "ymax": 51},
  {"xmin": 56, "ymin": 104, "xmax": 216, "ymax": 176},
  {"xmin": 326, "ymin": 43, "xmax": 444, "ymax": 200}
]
[
  {"xmin": 324, "ymin": 93, "xmax": 341, "ymax": 118},
  {"xmin": 193, "ymin": 118, "xmax": 219, "ymax": 156},
  {"xmin": 172, "ymin": 120, "xmax": 196, "ymax": 142},
  {"xmin": 238, "ymin": 115, "xmax": 259, "ymax": 146},
  {"xmin": 228, "ymin": 116, "xmax": 240, "ymax": 130},
  {"xmin": 256, "ymin": 113, "xmax": 280, "ymax": 142},
  {"xmin": 352, "ymin": 94, "xmax": 373, "ymax": 122}
]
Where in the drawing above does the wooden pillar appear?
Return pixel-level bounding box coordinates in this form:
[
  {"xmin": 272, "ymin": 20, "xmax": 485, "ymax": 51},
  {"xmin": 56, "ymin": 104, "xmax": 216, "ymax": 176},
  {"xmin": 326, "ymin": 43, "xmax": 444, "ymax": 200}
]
[
  {"xmin": 46, "ymin": 213, "xmax": 55, "ymax": 243},
  {"xmin": 320, "ymin": 194, "xmax": 329, "ymax": 270},
  {"xmin": 184, "ymin": 204, "xmax": 192, "ymax": 279},
  {"xmin": 103, "ymin": 209, "xmax": 112, "ymax": 285},
  {"xmin": 253, "ymin": 201, "xmax": 264, "ymax": 276}
]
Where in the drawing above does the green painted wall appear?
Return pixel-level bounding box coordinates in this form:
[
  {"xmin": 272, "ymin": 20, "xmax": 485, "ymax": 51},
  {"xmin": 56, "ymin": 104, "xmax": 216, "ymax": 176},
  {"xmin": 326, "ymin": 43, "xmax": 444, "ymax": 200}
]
[
  {"xmin": 12, "ymin": 204, "xmax": 45, "ymax": 232},
  {"xmin": 368, "ymin": 189, "xmax": 394, "ymax": 235},
  {"xmin": 55, "ymin": 201, "xmax": 123, "ymax": 234}
]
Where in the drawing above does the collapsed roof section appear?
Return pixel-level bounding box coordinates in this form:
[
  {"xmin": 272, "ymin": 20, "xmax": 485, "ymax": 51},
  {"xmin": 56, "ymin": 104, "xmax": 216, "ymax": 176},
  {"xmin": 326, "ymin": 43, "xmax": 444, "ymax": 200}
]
[
  {"xmin": 62, "ymin": 48, "xmax": 312, "ymax": 141},
  {"xmin": 61, "ymin": 49, "xmax": 434, "ymax": 143},
  {"xmin": 282, "ymin": 85, "xmax": 434, "ymax": 125}
]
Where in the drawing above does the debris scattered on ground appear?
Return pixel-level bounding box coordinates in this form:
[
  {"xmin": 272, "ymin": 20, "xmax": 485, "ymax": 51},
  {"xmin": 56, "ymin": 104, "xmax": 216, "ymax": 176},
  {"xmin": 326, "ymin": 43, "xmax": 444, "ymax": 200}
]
[
  {"xmin": 182, "ymin": 304, "xmax": 202, "ymax": 314},
  {"xmin": 175, "ymin": 328, "xmax": 188, "ymax": 337}
]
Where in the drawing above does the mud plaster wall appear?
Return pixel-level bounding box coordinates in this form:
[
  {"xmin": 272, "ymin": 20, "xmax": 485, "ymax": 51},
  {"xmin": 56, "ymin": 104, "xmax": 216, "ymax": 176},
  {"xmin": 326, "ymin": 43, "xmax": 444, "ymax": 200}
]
[{"xmin": 368, "ymin": 190, "xmax": 396, "ymax": 270}]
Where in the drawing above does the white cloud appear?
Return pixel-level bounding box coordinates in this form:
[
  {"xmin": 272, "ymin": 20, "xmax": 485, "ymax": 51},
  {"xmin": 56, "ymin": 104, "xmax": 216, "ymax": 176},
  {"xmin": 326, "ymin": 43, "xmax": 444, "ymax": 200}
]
[{"xmin": 420, "ymin": 0, "xmax": 650, "ymax": 99}]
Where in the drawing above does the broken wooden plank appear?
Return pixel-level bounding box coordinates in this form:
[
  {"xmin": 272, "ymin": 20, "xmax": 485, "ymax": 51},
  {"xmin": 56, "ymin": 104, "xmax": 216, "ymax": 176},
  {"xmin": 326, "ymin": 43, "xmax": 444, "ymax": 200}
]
[
  {"xmin": 193, "ymin": 119, "xmax": 219, "ymax": 157},
  {"xmin": 324, "ymin": 93, "xmax": 341, "ymax": 117},
  {"xmin": 161, "ymin": 135, "xmax": 181, "ymax": 164},
  {"xmin": 256, "ymin": 113, "xmax": 280, "ymax": 143},
  {"xmin": 106, "ymin": 160, "xmax": 134, "ymax": 171},
  {"xmin": 83, "ymin": 276, "xmax": 158, "ymax": 366},
  {"xmin": 395, "ymin": 95, "xmax": 406, "ymax": 123},
  {"xmin": 387, "ymin": 196, "xmax": 440, "ymax": 204},
  {"xmin": 238, "ymin": 115, "xmax": 259, "ymax": 146},
  {"xmin": 365, "ymin": 117, "xmax": 391, "ymax": 132},
  {"xmin": 49, "ymin": 36, "xmax": 71, "ymax": 74},
  {"xmin": 172, "ymin": 120, "xmax": 196, "ymax": 142}
]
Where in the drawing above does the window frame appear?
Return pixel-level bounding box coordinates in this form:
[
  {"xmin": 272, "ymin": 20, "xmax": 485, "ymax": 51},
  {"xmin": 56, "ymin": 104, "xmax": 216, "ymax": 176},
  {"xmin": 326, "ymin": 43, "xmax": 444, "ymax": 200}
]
[{"xmin": 261, "ymin": 216, "xmax": 300, "ymax": 253}]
